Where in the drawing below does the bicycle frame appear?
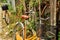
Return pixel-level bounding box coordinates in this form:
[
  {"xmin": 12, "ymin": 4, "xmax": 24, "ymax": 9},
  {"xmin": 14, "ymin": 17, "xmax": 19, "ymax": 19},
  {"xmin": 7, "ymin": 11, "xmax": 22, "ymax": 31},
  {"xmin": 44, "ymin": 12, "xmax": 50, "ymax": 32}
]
[
  {"xmin": 12, "ymin": 22, "xmax": 38, "ymax": 40},
  {"xmin": 2, "ymin": 10, "xmax": 10, "ymax": 25}
]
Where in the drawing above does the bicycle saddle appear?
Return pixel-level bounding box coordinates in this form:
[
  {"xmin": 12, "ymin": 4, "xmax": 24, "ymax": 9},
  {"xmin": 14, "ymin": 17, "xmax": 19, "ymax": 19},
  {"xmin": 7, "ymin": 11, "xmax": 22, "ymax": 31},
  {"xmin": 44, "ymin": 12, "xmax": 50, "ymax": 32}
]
[{"xmin": 2, "ymin": 4, "xmax": 8, "ymax": 10}]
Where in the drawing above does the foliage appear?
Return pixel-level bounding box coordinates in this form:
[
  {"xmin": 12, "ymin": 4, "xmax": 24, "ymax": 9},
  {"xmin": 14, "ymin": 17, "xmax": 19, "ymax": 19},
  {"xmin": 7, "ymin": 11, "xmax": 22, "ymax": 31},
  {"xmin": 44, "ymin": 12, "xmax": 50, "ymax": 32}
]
[
  {"xmin": 0, "ymin": 0, "xmax": 56, "ymax": 40},
  {"xmin": 8, "ymin": 4, "xmax": 13, "ymax": 12},
  {"xmin": 1, "ymin": 0, "xmax": 7, "ymax": 3},
  {"xmin": 27, "ymin": 20, "xmax": 36, "ymax": 31},
  {"xmin": 58, "ymin": 32, "xmax": 60, "ymax": 39}
]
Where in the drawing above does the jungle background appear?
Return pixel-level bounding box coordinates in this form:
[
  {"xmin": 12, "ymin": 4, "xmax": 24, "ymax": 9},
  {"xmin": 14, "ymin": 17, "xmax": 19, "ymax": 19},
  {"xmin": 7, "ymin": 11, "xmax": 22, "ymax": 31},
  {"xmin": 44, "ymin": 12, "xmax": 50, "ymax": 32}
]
[{"xmin": 0, "ymin": 0, "xmax": 60, "ymax": 40}]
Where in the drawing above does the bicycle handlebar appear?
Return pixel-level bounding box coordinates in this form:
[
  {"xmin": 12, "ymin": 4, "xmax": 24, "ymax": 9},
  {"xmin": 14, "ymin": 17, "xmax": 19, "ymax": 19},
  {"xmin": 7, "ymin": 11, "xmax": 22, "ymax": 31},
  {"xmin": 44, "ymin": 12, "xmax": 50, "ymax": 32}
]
[{"xmin": 40, "ymin": 17, "xmax": 50, "ymax": 21}]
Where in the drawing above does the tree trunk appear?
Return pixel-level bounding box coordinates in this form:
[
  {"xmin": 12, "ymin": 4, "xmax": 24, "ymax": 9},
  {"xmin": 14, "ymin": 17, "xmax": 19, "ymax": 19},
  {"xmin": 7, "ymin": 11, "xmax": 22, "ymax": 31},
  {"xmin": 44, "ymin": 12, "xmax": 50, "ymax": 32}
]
[
  {"xmin": 0, "ymin": 5, "xmax": 3, "ymax": 40},
  {"xmin": 0, "ymin": 6, "xmax": 3, "ymax": 34},
  {"xmin": 50, "ymin": 0, "xmax": 56, "ymax": 32},
  {"xmin": 53, "ymin": 0, "xmax": 56, "ymax": 26}
]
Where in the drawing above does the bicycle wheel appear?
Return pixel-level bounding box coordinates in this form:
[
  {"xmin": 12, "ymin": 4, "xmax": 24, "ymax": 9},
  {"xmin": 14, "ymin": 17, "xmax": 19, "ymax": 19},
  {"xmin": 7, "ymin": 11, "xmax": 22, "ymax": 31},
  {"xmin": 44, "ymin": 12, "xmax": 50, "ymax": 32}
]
[
  {"xmin": 41, "ymin": 4, "xmax": 56, "ymax": 40},
  {"xmin": 12, "ymin": 22, "xmax": 24, "ymax": 40}
]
